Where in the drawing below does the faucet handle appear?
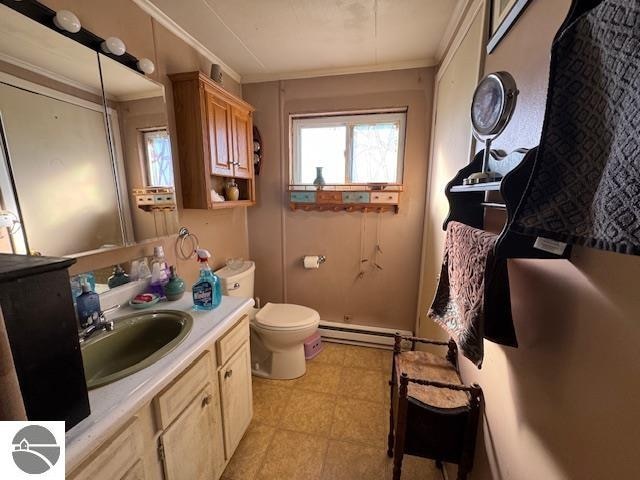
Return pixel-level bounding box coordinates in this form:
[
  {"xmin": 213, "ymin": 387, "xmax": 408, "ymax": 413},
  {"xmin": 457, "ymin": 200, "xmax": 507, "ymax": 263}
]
[
  {"xmin": 100, "ymin": 304, "xmax": 120, "ymax": 317},
  {"xmin": 98, "ymin": 304, "xmax": 120, "ymax": 329}
]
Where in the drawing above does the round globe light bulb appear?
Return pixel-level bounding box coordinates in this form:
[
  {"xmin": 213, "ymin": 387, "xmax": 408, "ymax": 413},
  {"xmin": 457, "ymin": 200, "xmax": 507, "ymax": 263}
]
[
  {"xmin": 137, "ymin": 58, "xmax": 155, "ymax": 74},
  {"xmin": 101, "ymin": 37, "xmax": 126, "ymax": 56},
  {"xmin": 53, "ymin": 10, "xmax": 81, "ymax": 33}
]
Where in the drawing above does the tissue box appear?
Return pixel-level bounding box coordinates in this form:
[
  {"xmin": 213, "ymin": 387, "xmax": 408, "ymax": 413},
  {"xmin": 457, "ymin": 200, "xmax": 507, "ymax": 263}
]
[{"xmin": 304, "ymin": 331, "xmax": 323, "ymax": 360}]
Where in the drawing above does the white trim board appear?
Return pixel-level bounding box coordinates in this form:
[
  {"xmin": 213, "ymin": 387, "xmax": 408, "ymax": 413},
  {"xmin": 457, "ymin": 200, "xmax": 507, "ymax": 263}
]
[
  {"xmin": 132, "ymin": 0, "xmax": 242, "ymax": 83},
  {"xmin": 435, "ymin": 0, "xmax": 473, "ymax": 62},
  {"xmin": 241, "ymin": 59, "xmax": 437, "ymax": 84}
]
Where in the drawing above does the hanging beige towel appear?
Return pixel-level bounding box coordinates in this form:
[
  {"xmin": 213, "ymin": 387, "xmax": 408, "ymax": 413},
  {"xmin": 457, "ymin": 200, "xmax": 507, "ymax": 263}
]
[{"xmin": 0, "ymin": 307, "xmax": 26, "ymax": 420}]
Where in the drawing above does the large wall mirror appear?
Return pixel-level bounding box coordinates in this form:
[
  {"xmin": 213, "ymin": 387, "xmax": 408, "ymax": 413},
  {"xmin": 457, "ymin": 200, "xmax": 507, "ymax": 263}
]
[
  {"xmin": 0, "ymin": 3, "xmax": 178, "ymax": 257},
  {"xmin": 98, "ymin": 53, "xmax": 178, "ymax": 246}
]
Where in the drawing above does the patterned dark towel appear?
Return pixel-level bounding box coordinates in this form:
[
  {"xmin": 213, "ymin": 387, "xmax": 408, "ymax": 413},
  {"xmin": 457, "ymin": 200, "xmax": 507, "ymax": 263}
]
[
  {"xmin": 510, "ymin": 0, "xmax": 640, "ymax": 255},
  {"xmin": 428, "ymin": 222, "xmax": 516, "ymax": 368}
]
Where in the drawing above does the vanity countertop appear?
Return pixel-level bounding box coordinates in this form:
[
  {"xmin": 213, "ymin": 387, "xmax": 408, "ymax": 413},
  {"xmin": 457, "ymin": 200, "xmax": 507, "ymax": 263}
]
[{"xmin": 65, "ymin": 294, "xmax": 254, "ymax": 472}]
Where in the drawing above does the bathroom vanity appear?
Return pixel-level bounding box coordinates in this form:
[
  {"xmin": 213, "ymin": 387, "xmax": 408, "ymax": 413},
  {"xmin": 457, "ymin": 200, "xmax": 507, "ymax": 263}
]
[{"xmin": 66, "ymin": 296, "xmax": 254, "ymax": 480}]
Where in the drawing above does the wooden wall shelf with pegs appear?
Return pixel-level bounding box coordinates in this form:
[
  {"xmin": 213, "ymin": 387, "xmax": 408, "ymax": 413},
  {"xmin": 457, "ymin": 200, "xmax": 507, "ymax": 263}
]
[{"xmin": 288, "ymin": 189, "xmax": 400, "ymax": 214}]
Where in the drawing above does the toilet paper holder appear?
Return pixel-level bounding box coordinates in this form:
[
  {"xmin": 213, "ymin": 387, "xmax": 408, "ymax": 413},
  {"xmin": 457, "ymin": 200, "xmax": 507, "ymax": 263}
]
[{"xmin": 302, "ymin": 255, "xmax": 326, "ymax": 268}]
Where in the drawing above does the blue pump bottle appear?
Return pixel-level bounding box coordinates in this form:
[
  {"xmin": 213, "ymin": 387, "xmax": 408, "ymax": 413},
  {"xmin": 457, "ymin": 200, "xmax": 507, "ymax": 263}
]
[{"xmin": 192, "ymin": 249, "xmax": 222, "ymax": 310}]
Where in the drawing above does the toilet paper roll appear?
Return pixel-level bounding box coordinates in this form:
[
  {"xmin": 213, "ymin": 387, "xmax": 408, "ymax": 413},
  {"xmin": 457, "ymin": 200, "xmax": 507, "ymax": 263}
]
[{"xmin": 303, "ymin": 256, "xmax": 320, "ymax": 269}]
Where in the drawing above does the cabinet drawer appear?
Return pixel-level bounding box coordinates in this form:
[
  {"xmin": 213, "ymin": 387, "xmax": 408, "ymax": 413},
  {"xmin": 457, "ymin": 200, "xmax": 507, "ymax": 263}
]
[
  {"xmin": 317, "ymin": 191, "xmax": 342, "ymax": 203},
  {"xmin": 155, "ymin": 351, "xmax": 213, "ymax": 429},
  {"xmin": 69, "ymin": 417, "xmax": 144, "ymax": 480},
  {"xmin": 217, "ymin": 315, "xmax": 249, "ymax": 366},
  {"xmin": 371, "ymin": 192, "xmax": 399, "ymax": 204},
  {"xmin": 290, "ymin": 191, "xmax": 316, "ymax": 203},
  {"xmin": 342, "ymin": 192, "xmax": 370, "ymax": 203}
]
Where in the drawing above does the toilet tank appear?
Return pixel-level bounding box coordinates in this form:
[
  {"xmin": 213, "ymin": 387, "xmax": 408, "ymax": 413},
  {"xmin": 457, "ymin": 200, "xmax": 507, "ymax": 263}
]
[{"xmin": 215, "ymin": 261, "xmax": 255, "ymax": 298}]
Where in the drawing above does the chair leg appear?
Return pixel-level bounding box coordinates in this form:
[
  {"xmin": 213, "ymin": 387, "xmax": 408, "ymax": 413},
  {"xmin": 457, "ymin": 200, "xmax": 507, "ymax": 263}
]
[
  {"xmin": 388, "ymin": 334, "xmax": 401, "ymax": 458},
  {"xmin": 392, "ymin": 437, "xmax": 404, "ymax": 480},
  {"xmin": 456, "ymin": 467, "xmax": 468, "ymax": 480},
  {"xmin": 387, "ymin": 400, "xmax": 394, "ymax": 457},
  {"xmin": 392, "ymin": 373, "xmax": 409, "ymax": 480}
]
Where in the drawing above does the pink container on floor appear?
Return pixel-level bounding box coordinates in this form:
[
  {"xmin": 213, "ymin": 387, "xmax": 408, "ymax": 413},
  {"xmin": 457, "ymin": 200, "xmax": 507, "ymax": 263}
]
[{"xmin": 304, "ymin": 331, "xmax": 323, "ymax": 360}]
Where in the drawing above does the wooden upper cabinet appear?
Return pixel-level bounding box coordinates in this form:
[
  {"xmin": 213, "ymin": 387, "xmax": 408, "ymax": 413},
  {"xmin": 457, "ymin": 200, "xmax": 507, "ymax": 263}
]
[
  {"xmin": 205, "ymin": 90, "xmax": 233, "ymax": 177},
  {"xmin": 169, "ymin": 72, "xmax": 255, "ymax": 209},
  {"xmin": 230, "ymin": 106, "xmax": 252, "ymax": 179}
]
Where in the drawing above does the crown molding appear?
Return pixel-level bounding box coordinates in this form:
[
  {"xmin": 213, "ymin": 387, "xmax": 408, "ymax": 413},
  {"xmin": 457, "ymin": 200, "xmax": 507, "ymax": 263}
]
[
  {"xmin": 132, "ymin": 0, "xmax": 241, "ymax": 83},
  {"xmin": 435, "ymin": 0, "xmax": 472, "ymax": 62},
  {"xmin": 241, "ymin": 58, "xmax": 437, "ymax": 84}
]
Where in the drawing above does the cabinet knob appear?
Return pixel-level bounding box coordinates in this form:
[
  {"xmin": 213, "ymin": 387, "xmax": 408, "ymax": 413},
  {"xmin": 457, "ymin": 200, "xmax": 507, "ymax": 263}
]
[
  {"xmin": 202, "ymin": 394, "xmax": 213, "ymax": 407},
  {"xmin": 224, "ymin": 369, "xmax": 233, "ymax": 379}
]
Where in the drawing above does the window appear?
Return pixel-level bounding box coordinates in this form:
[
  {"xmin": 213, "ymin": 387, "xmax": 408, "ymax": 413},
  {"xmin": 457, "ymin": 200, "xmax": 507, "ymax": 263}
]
[
  {"xmin": 291, "ymin": 111, "xmax": 406, "ymax": 185},
  {"xmin": 142, "ymin": 128, "xmax": 174, "ymax": 187}
]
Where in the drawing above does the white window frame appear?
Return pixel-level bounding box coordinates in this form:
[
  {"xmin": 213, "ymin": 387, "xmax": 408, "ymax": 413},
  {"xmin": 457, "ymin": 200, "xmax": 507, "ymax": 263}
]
[
  {"xmin": 290, "ymin": 109, "xmax": 407, "ymax": 185},
  {"xmin": 141, "ymin": 127, "xmax": 174, "ymax": 187}
]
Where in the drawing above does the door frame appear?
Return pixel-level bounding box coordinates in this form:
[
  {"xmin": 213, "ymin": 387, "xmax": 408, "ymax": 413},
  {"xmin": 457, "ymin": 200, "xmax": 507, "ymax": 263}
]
[{"xmin": 415, "ymin": 0, "xmax": 490, "ymax": 335}]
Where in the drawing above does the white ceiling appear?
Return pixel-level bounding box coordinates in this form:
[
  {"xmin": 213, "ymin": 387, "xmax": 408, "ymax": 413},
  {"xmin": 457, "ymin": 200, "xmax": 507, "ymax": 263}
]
[{"xmin": 136, "ymin": 0, "xmax": 462, "ymax": 83}]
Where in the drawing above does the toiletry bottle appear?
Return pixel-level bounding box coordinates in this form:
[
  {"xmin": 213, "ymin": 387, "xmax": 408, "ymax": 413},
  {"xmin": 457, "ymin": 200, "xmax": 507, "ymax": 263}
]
[
  {"xmin": 76, "ymin": 282, "xmax": 101, "ymax": 328},
  {"xmin": 107, "ymin": 264, "xmax": 131, "ymax": 289},
  {"xmin": 165, "ymin": 266, "xmax": 186, "ymax": 301},
  {"xmin": 192, "ymin": 249, "xmax": 222, "ymax": 310},
  {"xmin": 151, "ymin": 246, "xmax": 169, "ymax": 284},
  {"xmin": 149, "ymin": 263, "xmax": 165, "ymax": 298}
]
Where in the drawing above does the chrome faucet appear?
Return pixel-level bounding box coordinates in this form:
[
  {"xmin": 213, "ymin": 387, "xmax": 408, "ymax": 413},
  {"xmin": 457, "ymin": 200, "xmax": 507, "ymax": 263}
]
[{"xmin": 78, "ymin": 304, "xmax": 120, "ymax": 344}]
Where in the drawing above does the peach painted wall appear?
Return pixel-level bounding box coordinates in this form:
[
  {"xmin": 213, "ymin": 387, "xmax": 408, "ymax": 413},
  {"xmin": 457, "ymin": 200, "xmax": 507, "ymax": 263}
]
[
  {"xmin": 243, "ymin": 69, "xmax": 433, "ymax": 332},
  {"xmin": 40, "ymin": 0, "xmax": 248, "ymax": 284},
  {"xmin": 422, "ymin": 0, "xmax": 640, "ymax": 478}
]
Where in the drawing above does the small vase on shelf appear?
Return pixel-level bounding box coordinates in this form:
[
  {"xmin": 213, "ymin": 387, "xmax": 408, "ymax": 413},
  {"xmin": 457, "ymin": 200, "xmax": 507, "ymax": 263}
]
[
  {"xmin": 313, "ymin": 167, "xmax": 326, "ymax": 190},
  {"xmin": 225, "ymin": 180, "xmax": 240, "ymax": 201}
]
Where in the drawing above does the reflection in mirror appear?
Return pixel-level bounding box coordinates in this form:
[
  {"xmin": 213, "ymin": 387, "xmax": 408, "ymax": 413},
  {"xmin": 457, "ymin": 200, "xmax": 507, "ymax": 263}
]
[
  {"xmin": 98, "ymin": 53, "xmax": 179, "ymax": 244},
  {"xmin": 0, "ymin": 4, "xmax": 125, "ymax": 256}
]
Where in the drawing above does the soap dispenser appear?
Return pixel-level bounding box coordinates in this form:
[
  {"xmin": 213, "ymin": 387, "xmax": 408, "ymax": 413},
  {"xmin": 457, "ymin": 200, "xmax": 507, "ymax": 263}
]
[
  {"xmin": 165, "ymin": 266, "xmax": 185, "ymax": 301},
  {"xmin": 76, "ymin": 282, "xmax": 101, "ymax": 328},
  {"xmin": 107, "ymin": 264, "xmax": 131, "ymax": 289},
  {"xmin": 192, "ymin": 249, "xmax": 221, "ymax": 310}
]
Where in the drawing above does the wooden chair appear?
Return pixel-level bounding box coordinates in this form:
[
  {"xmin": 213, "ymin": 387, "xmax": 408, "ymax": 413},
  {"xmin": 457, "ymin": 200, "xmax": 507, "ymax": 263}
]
[{"xmin": 387, "ymin": 334, "xmax": 482, "ymax": 480}]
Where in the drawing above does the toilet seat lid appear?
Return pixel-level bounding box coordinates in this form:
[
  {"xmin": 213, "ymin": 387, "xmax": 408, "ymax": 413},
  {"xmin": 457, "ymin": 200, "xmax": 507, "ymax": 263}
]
[{"xmin": 255, "ymin": 303, "xmax": 320, "ymax": 330}]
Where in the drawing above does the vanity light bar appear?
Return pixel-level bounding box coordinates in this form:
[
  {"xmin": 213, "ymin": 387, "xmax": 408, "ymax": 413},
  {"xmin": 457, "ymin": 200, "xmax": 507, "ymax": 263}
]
[{"xmin": 0, "ymin": 0, "xmax": 152, "ymax": 76}]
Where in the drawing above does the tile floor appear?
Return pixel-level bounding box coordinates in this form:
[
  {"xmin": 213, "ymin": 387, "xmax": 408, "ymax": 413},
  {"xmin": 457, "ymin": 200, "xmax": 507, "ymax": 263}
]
[{"xmin": 222, "ymin": 342, "xmax": 443, "ymax": 480}]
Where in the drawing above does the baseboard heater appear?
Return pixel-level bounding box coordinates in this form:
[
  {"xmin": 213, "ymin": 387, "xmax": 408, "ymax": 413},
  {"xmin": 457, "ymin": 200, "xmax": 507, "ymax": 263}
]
[{"xmin": 318, "ymin": 320, "xmax": 413, "ymax": 349}]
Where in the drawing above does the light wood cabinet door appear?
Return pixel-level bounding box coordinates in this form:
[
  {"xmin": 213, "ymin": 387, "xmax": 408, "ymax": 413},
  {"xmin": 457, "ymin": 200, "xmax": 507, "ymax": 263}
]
[
  {"xmin": 121, "ymin": 460, "xmax": 145, "ymax": 480},
  {"xmin": 219, "ymin": 341, "xmax": 253, "ymax": 458},
  {"xmin": 69, "ymin": 417, "xmax": 145, "ymax": 480},
  {"xmin": 230, "ymin": 106, "xmax": 252, "ymax": 179},
  {"xmin": 205, "ymin": 90, "xmax": 233, "ymax": 177},
  {"xmin": 160, "ymin": 384, "xmax": 225, "ymax": 480}
]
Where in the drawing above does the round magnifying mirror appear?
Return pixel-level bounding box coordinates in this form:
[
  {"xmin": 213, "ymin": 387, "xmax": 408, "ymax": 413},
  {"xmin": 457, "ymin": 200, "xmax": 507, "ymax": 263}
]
[{"xmin": 465, "ymin": 72, "xmax": 518, "ymax": 185}]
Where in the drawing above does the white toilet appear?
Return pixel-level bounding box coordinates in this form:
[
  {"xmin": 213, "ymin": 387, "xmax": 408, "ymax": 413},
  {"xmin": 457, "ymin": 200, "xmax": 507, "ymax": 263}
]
[{"xmin": 215, "ymin": 261, "xmax": 320, "ymax": 380}]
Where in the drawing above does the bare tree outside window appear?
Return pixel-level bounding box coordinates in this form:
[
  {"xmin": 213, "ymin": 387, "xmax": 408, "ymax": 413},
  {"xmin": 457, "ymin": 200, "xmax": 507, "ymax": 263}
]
[
  {"xmin": 291, "ymin": 111, "xmax": 406, "ymax": 185},
  {"xmin": 143, "ymin": 129, "xmax": 174, "ymax": 187}
]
